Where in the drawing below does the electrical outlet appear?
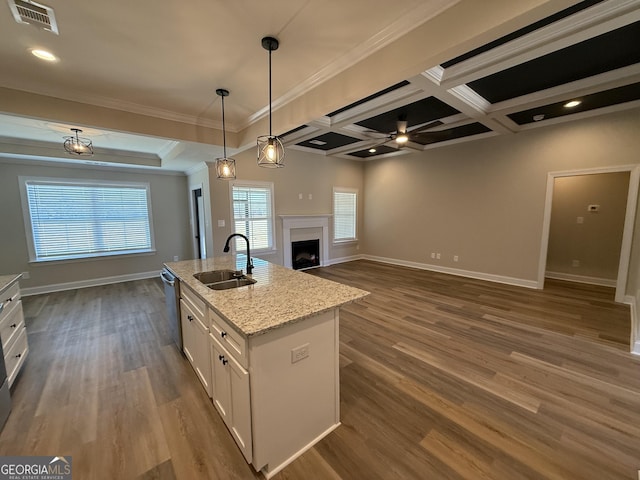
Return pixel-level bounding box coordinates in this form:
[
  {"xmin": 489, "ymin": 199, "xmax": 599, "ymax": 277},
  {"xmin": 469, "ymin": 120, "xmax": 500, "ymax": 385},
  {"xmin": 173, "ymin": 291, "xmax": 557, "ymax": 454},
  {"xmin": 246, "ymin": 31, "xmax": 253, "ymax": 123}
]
[
  {"xmin": 217, "ymin": 219, "xmax": 225, "ymax": 227},
  {"xmin": 436, "ymin": 253, "xmax": 441, "ymax": 260},
  {"xmin": 453, "ymin": 255, "xmax": 459, "ymax": 262},
  {"xmin": 298, "ymin": 193, "xmax": 303, "ymax": 200},
  {"xmin": 173, "ymin": 255, "xmax": 179, "ymax": 261},
  {"xmin": 572, "ymin": 259, "xmax": 580, "ymax": 267},
  {"xmin": 21, "ymin": 271, "xmax": 30, "ymax": 280},
  {"xmin": 577, "ymin": 216, "xmax": 584, "ymax": 224},
  {"xmin": 291, "ymin": 343, "xmax": 310, "ymax": 363},
  {"xmin": 431, "ymin": 253, "xmax": 435, "ymax": 259},
  {"xmin": 308, "ymin": 193, "xmax": 313, "ymax": 200}
]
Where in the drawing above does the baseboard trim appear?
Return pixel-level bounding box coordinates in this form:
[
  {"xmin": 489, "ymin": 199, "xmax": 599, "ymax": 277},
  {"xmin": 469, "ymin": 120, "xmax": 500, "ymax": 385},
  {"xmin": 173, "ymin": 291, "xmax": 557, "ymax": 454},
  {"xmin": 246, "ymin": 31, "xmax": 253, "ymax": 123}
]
[
  {"xmin": 626, "ymin": 294, "xmax": 640, "ymax": 356},
  {"xmin": 326, "ymin": 254, "xmax": 365, "ymax": 266},
  {"xmin": 545, "ymin": 271, "xmax": 617, "ymax": 287},
  {"xmin": 360, "ymin": 255, "xmax": 539, "ymax": 289},
  {"xmin": 21, "ymin": 270, "xmax": 161, "ymax": 297}
]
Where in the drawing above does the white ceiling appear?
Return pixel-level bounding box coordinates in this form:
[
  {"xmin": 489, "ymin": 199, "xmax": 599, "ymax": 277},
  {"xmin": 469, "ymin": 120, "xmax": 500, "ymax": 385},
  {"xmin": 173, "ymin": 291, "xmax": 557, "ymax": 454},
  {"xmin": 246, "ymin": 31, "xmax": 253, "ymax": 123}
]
[
  {"xmin": 0, "ymin": 0, "xmax": 465, "ymax": 171},
  {"xmin": 3, "ymin": 1, "xmax": 634, "ymax": 172}
]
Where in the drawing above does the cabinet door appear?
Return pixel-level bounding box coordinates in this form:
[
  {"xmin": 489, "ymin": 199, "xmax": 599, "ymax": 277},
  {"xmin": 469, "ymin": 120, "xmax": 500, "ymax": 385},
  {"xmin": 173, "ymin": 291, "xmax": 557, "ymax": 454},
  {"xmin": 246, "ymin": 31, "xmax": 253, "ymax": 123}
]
[
  {"xmin": 192, "ymin": 314, "xmax": 211, "ymax": 397},
  {"xmin": 180, "ymin": 299, "xmax": 195, "ymax": 365},
  {"xmin": 210, "ymin": 333, "xmax": 252, "ymax": 463},
  {"xmin": 210, "ymin": 333, "xmax": 231, "ymax": 425},
  {"xmin": 228, "ymin": 350, "xmax": 252, "ymax": 463}
]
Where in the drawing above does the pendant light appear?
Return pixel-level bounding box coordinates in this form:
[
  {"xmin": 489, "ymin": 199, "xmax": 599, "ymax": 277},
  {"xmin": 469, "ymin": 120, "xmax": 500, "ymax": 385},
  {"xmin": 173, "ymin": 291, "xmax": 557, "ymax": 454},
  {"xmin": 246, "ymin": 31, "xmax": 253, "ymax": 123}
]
[
  {"xmin": 215, "ymin": 88, "xmax": 236, "ymax": 180},
  {"xmin": 63, "ymin": 128, "xmax": 93, "ymax": 156},
  {"xmin": 257, "ymin": 36, "xmax": 285, "ymax": 168}
]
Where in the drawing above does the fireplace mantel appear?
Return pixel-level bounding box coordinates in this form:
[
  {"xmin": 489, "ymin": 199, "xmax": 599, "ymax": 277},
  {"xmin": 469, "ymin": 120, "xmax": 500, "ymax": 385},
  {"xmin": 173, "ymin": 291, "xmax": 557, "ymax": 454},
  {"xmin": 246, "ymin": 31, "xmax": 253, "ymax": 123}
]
[{"xmin": 280, "ymin": 214, "xmax": 331, "ymax": 269}]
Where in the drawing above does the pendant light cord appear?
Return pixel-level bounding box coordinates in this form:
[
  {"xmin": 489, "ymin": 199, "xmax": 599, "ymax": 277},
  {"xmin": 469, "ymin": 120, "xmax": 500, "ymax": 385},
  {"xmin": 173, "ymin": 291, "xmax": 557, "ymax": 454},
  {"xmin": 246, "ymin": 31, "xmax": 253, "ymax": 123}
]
[
  {"xmin": 221, "ymin": 94, "xmax": 227, "ymax": 157},
  {"xmin": 268, "ymin": 47, "xmax": 272, "ymax": 137}
]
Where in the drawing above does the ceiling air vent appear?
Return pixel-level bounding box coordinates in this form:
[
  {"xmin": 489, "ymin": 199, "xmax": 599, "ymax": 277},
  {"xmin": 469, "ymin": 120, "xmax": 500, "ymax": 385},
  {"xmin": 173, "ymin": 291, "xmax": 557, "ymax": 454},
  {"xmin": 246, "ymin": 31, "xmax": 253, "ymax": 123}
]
[{"xmin": 8, "ymin": 0, "xmax": 58, "ymax": 34}]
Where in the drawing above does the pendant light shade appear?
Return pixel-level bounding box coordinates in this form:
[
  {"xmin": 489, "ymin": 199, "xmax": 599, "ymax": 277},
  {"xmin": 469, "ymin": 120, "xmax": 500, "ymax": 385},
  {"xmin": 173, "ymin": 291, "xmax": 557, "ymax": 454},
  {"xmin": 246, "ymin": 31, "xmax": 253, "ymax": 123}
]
[
  {"xmin": 257, "ymin": 36, "xmax": 285, "ymax": 168},
  {"xmin": 215, "ymin": 88, "xmax": 236, "ymax": 180},
  {"xmin": 63, "ymin": 128, "xmax": 93, "ymax": 156}
]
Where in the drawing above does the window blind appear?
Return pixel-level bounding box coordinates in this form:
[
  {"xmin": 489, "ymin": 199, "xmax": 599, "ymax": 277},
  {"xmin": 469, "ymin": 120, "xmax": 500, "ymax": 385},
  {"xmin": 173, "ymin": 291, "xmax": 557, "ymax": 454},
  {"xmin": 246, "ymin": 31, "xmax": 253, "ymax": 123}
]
[
  {"xmin": 333, "ymin": 189, "xmax": 357, "ymax": 241},
  {"xmin": 232, "ymin": 184, "xmax": 273, "ymax": 251},
  {"xmin": 24, "ymin": 180, "xmax": 153, "ymax": 261}
]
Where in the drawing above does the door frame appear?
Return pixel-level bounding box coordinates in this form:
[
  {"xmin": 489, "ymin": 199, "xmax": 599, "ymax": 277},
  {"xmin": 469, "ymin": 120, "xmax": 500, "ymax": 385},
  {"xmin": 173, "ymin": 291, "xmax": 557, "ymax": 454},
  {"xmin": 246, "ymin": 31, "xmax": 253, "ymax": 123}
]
[
  {"xmin": 189, "ymin": 183, "xmax": 205, "ymax": 259},
  {"xmin": 537, "ymin": 164, "xmax": 640, "ymax": 303}
]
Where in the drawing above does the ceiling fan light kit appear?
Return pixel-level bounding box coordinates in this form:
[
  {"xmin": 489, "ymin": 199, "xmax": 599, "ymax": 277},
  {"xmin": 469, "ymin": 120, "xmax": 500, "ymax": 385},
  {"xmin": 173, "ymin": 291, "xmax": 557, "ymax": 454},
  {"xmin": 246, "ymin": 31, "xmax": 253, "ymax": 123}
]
[
  {"xmin": 63, "ymin": 128, "xmax": 93, "ymax": 156},
  {"xmin": 215, "ymin": 88, "xmax": 237, "ymax": 180},
  {"xmin": 257, "ymin": 36, "xmax": 285, "ymax": 168}
]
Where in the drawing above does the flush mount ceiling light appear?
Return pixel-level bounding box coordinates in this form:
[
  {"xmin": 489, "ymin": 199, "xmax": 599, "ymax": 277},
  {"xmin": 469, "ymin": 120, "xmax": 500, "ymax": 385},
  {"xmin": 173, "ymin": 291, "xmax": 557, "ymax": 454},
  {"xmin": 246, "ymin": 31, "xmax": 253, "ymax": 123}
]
[
  {"xmin": 215, "ymin": 88, "xmax": 236, "ymax": 180},
  {"xmin": 564, "ymin": 99, "xmax": 582, "ymax": 108},
  {"xmin": 63, "ymin": 128, "xmax": 93, "ymax": 156},
  {"xmin": 257, "ymin": 36, "xmax": 285, "ymax": 168},
  {"xmin": 30, "ymin": 48, "xmax": 57, "ymax": 62}
]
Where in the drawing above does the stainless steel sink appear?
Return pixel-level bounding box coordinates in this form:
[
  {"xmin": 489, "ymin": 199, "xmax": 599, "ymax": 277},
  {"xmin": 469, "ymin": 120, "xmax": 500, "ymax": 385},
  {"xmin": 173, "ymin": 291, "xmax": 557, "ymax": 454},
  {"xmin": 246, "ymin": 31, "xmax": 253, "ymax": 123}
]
[
  {"xmin": 194, "ymin": 269, "xmax": 238, "ymax": 284},
  {"xmin": 207, "ymin": 278, "xmax": 256, "ymax": 290},
  {"xmin": 193, "ymin": 270, "xmax": 256, "ymax": 290}
]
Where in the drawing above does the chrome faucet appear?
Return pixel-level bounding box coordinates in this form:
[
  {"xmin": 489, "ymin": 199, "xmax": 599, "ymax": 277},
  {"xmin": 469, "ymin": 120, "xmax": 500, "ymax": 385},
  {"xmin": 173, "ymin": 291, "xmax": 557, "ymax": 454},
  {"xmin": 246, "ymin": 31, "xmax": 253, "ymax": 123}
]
[{"xmin": 223, "ymin": 233, "xmax": 253, "ymax": 274}]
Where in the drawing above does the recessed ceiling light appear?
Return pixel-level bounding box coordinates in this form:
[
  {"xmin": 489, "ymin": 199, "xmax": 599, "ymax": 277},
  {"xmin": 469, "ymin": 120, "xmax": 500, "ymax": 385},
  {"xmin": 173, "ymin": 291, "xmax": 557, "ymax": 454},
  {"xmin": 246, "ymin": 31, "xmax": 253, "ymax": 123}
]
[
  {"xmin": 31, "ymin": 49, "xmax": 57, "ymax": 62},
  {"xmin": 564, "ymin": 100, "xmax": 581, "ymax": 108},
  {"xmin": 533, "ymin": 114, "xmax": 545, "ymax": 121},
  {"xmin": 309, "ymin": 139, "xmax": 327, "ymax": 146},
  {"xmin": 368, "ymin": 148, "xmax": 376, "ymax": 153}
]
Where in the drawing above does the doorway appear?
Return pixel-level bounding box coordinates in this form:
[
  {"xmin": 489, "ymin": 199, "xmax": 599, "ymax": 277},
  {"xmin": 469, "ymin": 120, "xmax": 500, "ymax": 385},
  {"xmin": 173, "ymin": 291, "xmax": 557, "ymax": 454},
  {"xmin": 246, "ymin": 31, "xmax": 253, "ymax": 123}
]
[
  {"xmin": 538, "ymin": 165, "xmax": 640, "ymax": 303},
  {"xmin": 192, "ymin": 187, "xmax": 206, "ymax": 259}
]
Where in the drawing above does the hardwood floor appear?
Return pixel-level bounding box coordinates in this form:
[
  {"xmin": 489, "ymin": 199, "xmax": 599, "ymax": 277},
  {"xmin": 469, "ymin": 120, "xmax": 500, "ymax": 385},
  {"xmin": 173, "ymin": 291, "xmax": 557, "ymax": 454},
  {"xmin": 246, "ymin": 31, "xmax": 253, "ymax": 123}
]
[{"xmin": 1, "ymin": 260, "xmax": 638, "ymax": 479}]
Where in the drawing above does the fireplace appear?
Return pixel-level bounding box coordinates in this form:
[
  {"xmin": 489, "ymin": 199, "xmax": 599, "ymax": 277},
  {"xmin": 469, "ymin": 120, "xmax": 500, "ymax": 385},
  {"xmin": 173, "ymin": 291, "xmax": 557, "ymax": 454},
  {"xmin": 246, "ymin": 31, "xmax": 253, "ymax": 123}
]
[
  {"xmin": 292, "ymin": 239, "xmax": 320, "ymax": 270},
  {"xmin": 280, "ymin": 215, "xmax": 331, "ymax": 269}
]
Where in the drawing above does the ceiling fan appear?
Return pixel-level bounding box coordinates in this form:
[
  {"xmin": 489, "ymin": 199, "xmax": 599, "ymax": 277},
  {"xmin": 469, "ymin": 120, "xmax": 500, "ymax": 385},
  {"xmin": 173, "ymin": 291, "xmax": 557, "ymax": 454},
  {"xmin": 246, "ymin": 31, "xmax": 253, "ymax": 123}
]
[{"xmin": 365, "ymin": 115, "xmax": 444, "ymax": 149}]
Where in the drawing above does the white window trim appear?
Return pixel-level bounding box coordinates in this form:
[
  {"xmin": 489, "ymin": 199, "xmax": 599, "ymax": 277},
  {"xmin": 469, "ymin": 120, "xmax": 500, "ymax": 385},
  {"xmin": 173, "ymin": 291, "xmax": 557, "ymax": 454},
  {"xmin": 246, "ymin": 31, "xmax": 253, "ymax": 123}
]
[
  {"xmin": 333, "ymin": 186, "xmax": 358, "ymax": 244},
  {"xmin": 19, "ymin": 176, "xmax": 156, "ymax": 263},
  {"xmin": 229, "ymin": 180, "xmax": 277, "ymax": 254}
]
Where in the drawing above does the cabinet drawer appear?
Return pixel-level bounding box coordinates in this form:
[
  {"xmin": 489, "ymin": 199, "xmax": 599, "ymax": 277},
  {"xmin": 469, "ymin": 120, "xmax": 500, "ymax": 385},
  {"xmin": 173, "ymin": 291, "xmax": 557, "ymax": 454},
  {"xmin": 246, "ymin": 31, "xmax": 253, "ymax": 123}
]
[
  {"xmin": 0, "ymin": 301, "xmax": 24, "ymax": 352},
  {"xmin": 209, "ymin": 309, "xmax": 247, "ymax": 369},
  {"xmin": 6, "ymin": 326, "xmax": 28, "ymax": 387},
  {"xmin": 181, "ymin": 284, "xmax": 206, "ymax": 319},
  {"xmin": 0, "ymin": 282, "xmax": 20, "ymax": 324}
]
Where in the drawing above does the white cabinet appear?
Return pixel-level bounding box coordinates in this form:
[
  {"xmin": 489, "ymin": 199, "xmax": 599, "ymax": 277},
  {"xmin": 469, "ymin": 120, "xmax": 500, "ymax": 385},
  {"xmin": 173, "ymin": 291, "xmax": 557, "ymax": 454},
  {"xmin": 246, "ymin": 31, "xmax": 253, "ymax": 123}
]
[
  {"xmin": 0, "ymin": 278, "xmax": 28, "ymax": 387},
  {"xmin": 180, "ymin": 284, "xmax": 211, "ymax": 397},
  {"xmin": 209, "ymin": 311, "xmax": 253, "ymax": 463}
]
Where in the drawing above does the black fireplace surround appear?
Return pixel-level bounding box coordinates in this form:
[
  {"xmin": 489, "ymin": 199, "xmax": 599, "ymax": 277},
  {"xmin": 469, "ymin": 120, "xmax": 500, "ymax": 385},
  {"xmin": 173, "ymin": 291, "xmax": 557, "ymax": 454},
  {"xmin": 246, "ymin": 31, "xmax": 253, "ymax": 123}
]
[{"xmin": 292, "ymin": 239, "xmax": 320, "ymax": 270}]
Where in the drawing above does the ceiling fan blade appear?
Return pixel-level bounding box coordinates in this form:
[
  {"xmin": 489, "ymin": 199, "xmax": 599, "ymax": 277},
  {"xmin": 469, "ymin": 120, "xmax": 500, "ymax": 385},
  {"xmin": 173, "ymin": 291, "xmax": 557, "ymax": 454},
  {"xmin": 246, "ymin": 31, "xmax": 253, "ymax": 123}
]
[{"xmin": 408, "ymin": 120, "xmax": 444, "ymax": 135}]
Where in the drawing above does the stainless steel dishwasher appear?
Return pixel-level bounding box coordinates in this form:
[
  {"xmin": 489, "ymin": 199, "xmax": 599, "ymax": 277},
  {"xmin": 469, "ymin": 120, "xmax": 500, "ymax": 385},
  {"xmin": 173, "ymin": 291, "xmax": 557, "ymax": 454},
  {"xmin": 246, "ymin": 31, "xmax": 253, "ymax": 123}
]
[{"xmin": 161, "ymin": 267, "xmax": 182, "ymax": 350}]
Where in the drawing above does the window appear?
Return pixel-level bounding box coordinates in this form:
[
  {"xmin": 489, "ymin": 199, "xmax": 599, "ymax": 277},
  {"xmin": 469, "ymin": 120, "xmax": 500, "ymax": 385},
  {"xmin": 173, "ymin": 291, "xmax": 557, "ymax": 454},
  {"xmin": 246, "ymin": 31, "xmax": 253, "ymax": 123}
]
[
  {"xmin": 230, "ymin": 181, "xmax": 275, "ymax": 252},
  {"xmin": 333, "ymin": 187, "xmax": 357, "ymax": 242},
  {"xmin": 20, "ymin": 177, "xmax": 154, "ymax": 262}
]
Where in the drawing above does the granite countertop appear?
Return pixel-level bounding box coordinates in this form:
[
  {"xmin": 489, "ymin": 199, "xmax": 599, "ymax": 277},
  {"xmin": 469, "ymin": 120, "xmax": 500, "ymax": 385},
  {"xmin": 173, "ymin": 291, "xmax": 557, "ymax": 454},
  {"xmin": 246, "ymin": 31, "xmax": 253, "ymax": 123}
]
[
  {"xmin": 0, "ymin": 274, "xmax": 22, "ymax": 295},
  {"xmin": 164, "ymin": 256, "xmax": 369, "ymax": 337}
]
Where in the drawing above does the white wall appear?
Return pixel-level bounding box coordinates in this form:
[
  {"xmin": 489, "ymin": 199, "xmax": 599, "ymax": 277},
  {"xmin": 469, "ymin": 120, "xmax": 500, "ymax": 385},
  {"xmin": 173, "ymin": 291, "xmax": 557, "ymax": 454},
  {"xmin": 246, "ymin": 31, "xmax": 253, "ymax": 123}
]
[{"xmin": 0, "ymin": 158, "xmax": 192, "ymax": 293}]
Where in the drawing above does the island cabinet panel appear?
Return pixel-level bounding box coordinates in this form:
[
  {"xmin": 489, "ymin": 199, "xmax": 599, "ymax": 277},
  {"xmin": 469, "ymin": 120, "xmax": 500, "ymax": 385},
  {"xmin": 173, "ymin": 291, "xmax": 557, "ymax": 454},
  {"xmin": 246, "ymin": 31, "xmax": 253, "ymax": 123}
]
[
  {"xmin": 0, "ymin": 277, "xmax": 28, "ymax": 387},
  {"xmin": 180, "ymin": 284, "xmax": 211, "ymax": 397},
  {"xmin": 209, "ymin": 332, "xmax": 252, "ymax": 463},
  {"xmin": 250, "ymin": 309, "xmax": 339, "ymax": 476}
]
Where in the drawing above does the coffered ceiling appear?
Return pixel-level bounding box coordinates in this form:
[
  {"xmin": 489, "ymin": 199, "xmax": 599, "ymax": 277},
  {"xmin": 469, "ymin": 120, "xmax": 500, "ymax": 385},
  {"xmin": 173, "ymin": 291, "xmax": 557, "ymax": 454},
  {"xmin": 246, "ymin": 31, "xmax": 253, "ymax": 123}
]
[{"xmin": 0, "ymin": 0, "xmax": 638, "ymax": 171}]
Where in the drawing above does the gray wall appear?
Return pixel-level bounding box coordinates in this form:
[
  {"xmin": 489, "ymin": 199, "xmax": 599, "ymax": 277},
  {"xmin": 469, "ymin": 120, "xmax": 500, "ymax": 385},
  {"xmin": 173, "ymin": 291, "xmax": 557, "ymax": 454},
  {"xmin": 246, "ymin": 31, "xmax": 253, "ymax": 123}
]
[
  {"xmin": 0, "ymin": 159, "xmax": 192, "ymax": 292},
  {"xmin": 362, "ymin": 108, "xmax": 640, "ymax": 284},
  {"xmin": 546, "ymin": 172, "xmax": 629, "ymax": 282},
  {"xmin": 208, "ymin": 148, "xmax": 364, "ymax": 266}
]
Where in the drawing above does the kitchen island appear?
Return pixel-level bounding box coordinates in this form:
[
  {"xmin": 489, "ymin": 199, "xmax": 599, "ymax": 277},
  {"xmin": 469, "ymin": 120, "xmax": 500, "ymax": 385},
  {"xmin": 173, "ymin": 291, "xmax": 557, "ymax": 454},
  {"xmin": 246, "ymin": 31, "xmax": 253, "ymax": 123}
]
[{"xmin": 163, "ymin": 256, "xmax": 368, "ymax": 478}]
